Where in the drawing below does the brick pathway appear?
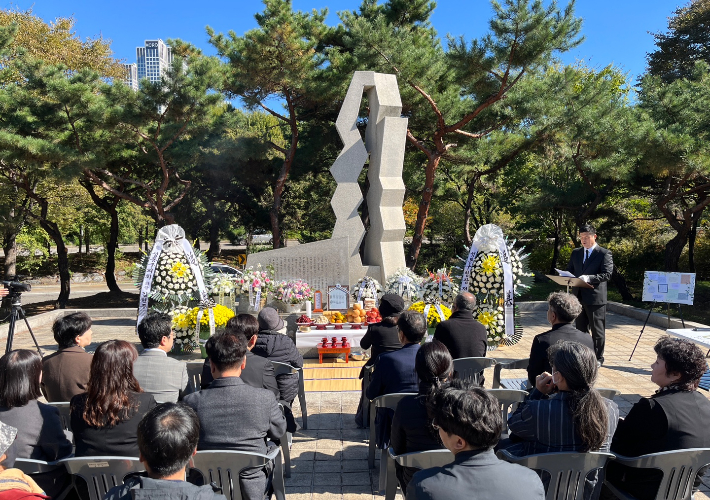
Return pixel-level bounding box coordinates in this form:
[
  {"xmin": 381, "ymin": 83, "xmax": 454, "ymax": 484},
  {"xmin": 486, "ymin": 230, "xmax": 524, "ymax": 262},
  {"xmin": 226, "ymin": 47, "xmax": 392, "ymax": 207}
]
[{"xmin": 8, "ymin": 308, "xmax": 710, "ymax": 499}]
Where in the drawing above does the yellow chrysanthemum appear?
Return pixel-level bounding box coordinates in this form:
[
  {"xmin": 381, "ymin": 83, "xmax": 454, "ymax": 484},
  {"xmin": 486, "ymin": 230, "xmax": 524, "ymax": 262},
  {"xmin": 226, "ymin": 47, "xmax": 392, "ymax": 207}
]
[
  {"xmin": 170, "ymin": 262, "xmax": 189, "ymax": 279},
  {"xmin": 408, "ymin": 301, "xmax": 452, "ymax": 327},
  {"xmin": 477, "ymin": 310, "xmax": 496, "ymax": 326},
  {"xmin": 480, "ymin": 255, "xmax": 500, "ymax": 274},
  {"xmin": 185, "ymin": 304, "xmax": 235, "ymax": 329}
]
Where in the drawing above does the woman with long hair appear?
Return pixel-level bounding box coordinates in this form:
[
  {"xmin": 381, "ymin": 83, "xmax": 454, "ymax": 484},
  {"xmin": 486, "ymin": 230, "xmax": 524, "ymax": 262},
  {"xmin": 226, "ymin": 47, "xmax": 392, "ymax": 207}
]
[
  {"xmin": 390, "ymin": 340, "xmax": 454, "ymax": 495},
  {"xmin": 508, "ymin": 340, "xmax": 618, "ymax": 455},
  {"xmin": 71, "ymin": 340, "xmax": 157, "ymax": 457}
]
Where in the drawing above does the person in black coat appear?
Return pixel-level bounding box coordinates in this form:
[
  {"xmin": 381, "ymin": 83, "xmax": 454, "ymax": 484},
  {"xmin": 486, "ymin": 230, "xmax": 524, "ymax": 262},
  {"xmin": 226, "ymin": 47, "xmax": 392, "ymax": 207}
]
[
  {"xmin": 366, "ymin": 311, "xmax": 426, "ymax": 449},
  {"xmin": 200, "ymin": 315, "xmax": 279, "ymax": 399},
  {"xmin": 527, "ymin": 292, "xmax": 594, "ymax": 386},
  {"xmin": 253, "ymin": 308, "xmax": 303, "ymax": 404},
  {"xmin": 433, "ymin": 292, "xmax": 488, "ymax": 360},
  {"xmin": 406, "ymin": 379, "xmax": 544, "ymax": 500},
  {"xmin": 70, "ymin": 340, "xmax": 157, "ymax": 457},
  {"xmin": 355, "ymin": 294, "xmax": 407, "ymax": 427},
  {"xmin": 602, "ymin": 337, "xmax": 710, "ymax": 500},
  {"xmin": 391, "ymin": 340, "xmax": 453, "ymax": 495},
  {"xmin": 566, "ymin": 224, "xmax": 613, "ymax": 363}
]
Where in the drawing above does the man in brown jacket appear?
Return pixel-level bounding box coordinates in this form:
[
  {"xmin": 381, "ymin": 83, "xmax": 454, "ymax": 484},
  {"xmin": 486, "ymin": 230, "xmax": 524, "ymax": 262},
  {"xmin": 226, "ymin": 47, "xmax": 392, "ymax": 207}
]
[{"xmin": 41, "ymin": 312, "xmax": 93, "ymax": 402}]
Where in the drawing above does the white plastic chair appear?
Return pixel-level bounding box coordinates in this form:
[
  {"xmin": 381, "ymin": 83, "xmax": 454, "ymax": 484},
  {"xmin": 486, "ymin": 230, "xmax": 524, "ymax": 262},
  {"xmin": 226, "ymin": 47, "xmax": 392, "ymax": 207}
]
[
  {"xmin": 59, "ymin": 456, "xmax": 144, "ymax": 500},
  {"xmin": 368, "ymin": 393, "xmax": 417, "ymax": 469},
  {"xmin": 384, "ymin": 448, "xmax": 454, "ymax": 500},
  {"xmin": 271, "ymin": 361, "xmax": 308, "ymax": 429},
  {"xmin": 453, "ymin": 357, "xmax": 497, "ymax": 386}
]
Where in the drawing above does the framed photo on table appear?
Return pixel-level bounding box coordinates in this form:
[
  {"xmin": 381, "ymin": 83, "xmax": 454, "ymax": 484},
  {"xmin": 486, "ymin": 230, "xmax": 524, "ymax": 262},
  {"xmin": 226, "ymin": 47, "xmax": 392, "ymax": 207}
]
[{"xmin": 327, "ymin": 284, "xmax": 350, "ymax": 312}]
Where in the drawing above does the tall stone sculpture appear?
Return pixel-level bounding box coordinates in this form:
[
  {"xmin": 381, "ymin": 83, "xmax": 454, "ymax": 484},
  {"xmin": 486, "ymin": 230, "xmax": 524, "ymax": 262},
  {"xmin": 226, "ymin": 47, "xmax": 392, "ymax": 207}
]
[{"xmin": 247, "ymin": 71, "xmax": 408, "ymax": 291}]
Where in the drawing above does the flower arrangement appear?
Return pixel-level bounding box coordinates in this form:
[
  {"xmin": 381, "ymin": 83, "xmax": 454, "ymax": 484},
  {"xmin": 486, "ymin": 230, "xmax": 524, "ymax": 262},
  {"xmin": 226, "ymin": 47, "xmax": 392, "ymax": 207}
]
[
  {"xmin": 467, "ymin": 244, "xmax": 533, "ymax": 297},
  {"xmin": 237, "ymin": 264, "xmax": 275, "ymax": 295},
  {"xmin": 384, "ymin": 268, "xmax": 423, "ymax": 303},
  {"xmin": 420, "ymin": 268, "xmax": 459, "ymax": 306},
  {"xmin": 274, "ymin": 279, "xmax": 313, "ymax": 304},
  {"xmin": 133, "ymin": 246, "xmax": 215, "ymax": 304},
  {"xmin": 169, "ymin": 304, "xmax": 236, "ymax": 352},
  {"xmin": 211, "ymin": 274, "xmax": 237, "ymax": 296},
  {"xmin": 351, "ymin": 276, "xmax": 383, "ymax": 301},
  {"xmin": 475, "ymin": 303, "xmax": 505, "ymax": 343},
  {"xmin": 408, "ymin": 301, "xmax": 452, "ymax": 328}
]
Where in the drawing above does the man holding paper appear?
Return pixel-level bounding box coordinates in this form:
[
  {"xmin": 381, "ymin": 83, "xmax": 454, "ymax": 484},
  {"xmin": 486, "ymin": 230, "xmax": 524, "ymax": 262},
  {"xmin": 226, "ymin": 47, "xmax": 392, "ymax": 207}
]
[{"xmin": 566, "ymin": 224, "xmax": 614, "ymax": 364}]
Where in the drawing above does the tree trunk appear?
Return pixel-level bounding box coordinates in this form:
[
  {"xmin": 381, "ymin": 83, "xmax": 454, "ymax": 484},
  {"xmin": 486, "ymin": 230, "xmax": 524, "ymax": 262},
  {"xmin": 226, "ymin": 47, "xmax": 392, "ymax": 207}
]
[
  {"xmin": 549, "ymin": 224, "xmax": 561, "ymax": 275},
  {"xmin": 39, "ymin": 220, "xmax": 70, "ymax": 308},
  {"xmin": 144, "ymin": 225, "xmax": 150, "ymax": 251},
  {"xmin": 2, "ymin": 231, "xmax": 17, "ymax": 280},
  {"xmin": 407, "ymin": 154, "xmax": 441, "ymax": 269},
  {"xmin": 207, "ymin": 223, "xmax": 220, "ymax": 261},
  {"xmin": 77, "ymin": 226, "xmax": 83, "ymax": 256},
  {"xmin": 463, "ymin": 177, "xmax": 476, "ymax": 246},
  {"xmin": 664, "ymin": 231, "xmax": 688, "ymax": 272},
  {"xmin": 138, "ymin": 226, "xmax": 144, "ymax": 254},
  {"xmin": 105, "ymin": 206, "xmax": 121, "ymax": 292},
  {"xmin": 611, "ymin": 267, "xmax": 634, "ymax": 301},
  {"xmin": 688, "ymin": 216, "xmax": 700, "ymax": 273},
  {"xmin": 84, "ymin": 227, "xmax": 90, "ymax": 255}
]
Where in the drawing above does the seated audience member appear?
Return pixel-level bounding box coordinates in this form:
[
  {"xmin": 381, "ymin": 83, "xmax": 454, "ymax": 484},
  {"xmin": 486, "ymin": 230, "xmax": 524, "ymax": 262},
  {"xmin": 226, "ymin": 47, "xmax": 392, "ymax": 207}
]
[
  {"xmin": 527, "ymin": 292, "xmax": 594, "ymax": 386},
  {"xmin": 0, "ymin": 422, "xmax": 46, "ymax": 499},
  {"xmin": 134, "ymin": 312, "xmax": 189, "ymax": 403},
  {"xmin": 508, "ymin": 341, "xmax": 618, "ymax": 455},
  {"xmin": 41, "ymin": 312, "xmax": 93, "ymax": 402},
  {"xmin": 355, "ymin": 294, "xmax": 406, "ymax": 427},
  {"xmin": 433, "ymin": 292, "xmax": 488, "ymax": 360},
  {"xmin": 603, "ymin": 337, "xmax": 710, "ymax": 500},
  {"xmin": 366, "ymin": 310, "xmax": 425, "ymax": 449},
  {"xmin": 184, "ymin": 332, "xmax": 286, "ymax": 500},
  {"xmin": 406, "ymin": 379, "xmax": 544, "ymax": 500},
  {"xmin": 200, "ymin": 314, "xmax": 279, "ymax": 399},
  {"xmin": 0, "ymin": 350, "xmax": 72, "ymax": 461},
  {"xmin": 391, "ymin": 340, "xmax": 453, "ymax": 495},
  {"xmin": 71, "ymin": 340, "xmax": 157, "ymax": 457},
  {"xmin": 253, "ymin": 307, "xmax": 303, "ymax": 404},
  {"xmin": 0, "ymin": 350, "xmax": 72, "ymax": 498},
  {"xmin": 104, "ymin": 403, "xmax": 227, "ymax": 500}
]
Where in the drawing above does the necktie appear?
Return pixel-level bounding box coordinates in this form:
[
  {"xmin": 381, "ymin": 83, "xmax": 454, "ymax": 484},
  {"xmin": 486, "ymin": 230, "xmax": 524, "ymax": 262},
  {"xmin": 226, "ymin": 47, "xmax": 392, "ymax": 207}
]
[{"xmin": 584, "ymin": 250, "xmax": 589, "ymax": 263}]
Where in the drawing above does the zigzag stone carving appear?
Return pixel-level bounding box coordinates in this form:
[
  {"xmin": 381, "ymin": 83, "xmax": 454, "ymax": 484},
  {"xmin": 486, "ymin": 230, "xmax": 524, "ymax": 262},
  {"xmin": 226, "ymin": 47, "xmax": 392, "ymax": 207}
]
[{"xmin": 247, "ymin": 71, "xmax": 407, "ymax": 288}]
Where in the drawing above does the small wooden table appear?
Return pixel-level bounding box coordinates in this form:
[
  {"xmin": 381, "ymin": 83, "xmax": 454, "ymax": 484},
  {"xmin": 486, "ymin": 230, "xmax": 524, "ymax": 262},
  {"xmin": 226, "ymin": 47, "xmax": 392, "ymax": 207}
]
[{"xmin": 317, "ymin": 342, "xmax": 351, "ymax": 364}]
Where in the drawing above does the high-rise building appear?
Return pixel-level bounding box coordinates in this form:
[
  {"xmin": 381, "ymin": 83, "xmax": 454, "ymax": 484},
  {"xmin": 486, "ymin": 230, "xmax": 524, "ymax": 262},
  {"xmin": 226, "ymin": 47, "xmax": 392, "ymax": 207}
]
[
  {"xmin": 123, "ymin": 63, "xmax": 138, "ymax": 90},
  {"xmin": 135, "ymin": 39, "xmax": 173, "ymax": 85}
]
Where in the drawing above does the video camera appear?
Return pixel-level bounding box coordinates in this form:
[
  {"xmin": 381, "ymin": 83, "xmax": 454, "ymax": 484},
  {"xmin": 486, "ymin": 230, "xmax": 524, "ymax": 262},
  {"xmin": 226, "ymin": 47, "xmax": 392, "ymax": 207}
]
[{"xmin": 1, "ymin": 280, "xmax": 31, "ymax": 294}]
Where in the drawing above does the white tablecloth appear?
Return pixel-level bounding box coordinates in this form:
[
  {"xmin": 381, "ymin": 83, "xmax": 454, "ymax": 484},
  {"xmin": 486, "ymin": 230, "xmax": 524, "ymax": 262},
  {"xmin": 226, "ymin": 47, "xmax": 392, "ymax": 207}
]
[
  {"xmin": 295, "ymin": 327, "xmax": 367, "ymax": 348},
  {"xmin": 667, "ymin": 328, "xmax": 710, "ymax": 349}
]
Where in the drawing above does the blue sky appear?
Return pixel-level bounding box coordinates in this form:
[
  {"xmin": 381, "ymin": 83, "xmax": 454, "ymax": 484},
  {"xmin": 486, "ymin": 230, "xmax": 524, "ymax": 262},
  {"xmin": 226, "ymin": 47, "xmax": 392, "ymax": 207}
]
[{"xmin": 4, "ymin": 0, "xmax": 681, "ymax": 83}]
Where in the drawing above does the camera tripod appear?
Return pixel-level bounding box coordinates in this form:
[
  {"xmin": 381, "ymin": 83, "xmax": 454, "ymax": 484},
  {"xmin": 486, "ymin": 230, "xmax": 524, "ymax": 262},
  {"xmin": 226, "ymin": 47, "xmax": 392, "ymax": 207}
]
[{"xmin": 4, "ymin": 292, "xmax": 42, "ymax": 355}]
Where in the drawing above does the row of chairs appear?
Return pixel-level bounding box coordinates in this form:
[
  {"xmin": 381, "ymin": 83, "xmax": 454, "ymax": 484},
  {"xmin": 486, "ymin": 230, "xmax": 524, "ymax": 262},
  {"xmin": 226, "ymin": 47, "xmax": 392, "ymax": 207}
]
[
  {"xmin": 380, "ymin": 445, "xmax": 710, "ymax": 500},
  {"xmin": 44, "ymin": 359, "xmax": 308, "ymax": 480},
  {"xmin": 16, "ymin": 448, "xmax": 287, "ymax": 500}
]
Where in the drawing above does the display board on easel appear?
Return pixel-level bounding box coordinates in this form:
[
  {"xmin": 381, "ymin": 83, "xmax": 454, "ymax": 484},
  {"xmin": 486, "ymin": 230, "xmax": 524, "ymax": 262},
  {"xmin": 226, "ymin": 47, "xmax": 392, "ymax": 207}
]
[
  {"xmin": 641, "ymin": 271, "xmax": 696, "ymax": 305},
  {"xmin": 630, "ymin": 271, "xmax": 696, "ymax": 361}
]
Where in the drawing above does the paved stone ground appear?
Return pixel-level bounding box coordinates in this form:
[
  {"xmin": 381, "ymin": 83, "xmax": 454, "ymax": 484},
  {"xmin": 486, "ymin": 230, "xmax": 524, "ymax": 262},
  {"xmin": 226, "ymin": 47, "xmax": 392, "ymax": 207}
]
[{"xmin": 8, "ymin": 309, "xmax": 710, "ymax": 500}]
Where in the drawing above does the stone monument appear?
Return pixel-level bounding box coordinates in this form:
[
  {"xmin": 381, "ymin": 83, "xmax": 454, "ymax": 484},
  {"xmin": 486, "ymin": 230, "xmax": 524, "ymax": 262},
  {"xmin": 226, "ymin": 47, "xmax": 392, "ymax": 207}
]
[{"xmin": 247, "ymin": 71, "xmax": 408, "ymax": 292}]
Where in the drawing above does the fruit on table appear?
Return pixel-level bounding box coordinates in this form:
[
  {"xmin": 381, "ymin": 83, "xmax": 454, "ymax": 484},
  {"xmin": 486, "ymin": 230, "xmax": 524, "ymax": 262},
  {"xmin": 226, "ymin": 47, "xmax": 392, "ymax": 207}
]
[
  {"xmin": 366, "ymin": 308, "xmax": 382, "ymax": 323},
  {"xmin": 346, "ymin": 303, "xmax": 367, "ymax": 323},
  {"xmin": 297, "ymin": 314, "xmax": 311, "ymax": 324},
  {"xmin": 330, "ymin": 311, "xmax": 345, "ymax": 324},
  {"xmin": 314, "ymin": 315, "xmax": 329, "ymax": 325}
]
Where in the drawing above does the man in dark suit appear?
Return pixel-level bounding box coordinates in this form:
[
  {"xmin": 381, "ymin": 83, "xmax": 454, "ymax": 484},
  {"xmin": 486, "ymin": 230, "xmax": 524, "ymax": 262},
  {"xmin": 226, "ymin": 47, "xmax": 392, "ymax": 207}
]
[
  {"xmin": 406, "ymin": 379, "xmax": 544, "ymax": 500},
  {"xmin": 433, "ymin": 292, "xmax": 488, "ymax": 360},
  {"xmin": 134, "ymin": 312, "xmax": 189, "ymax": 403},
  {"xmin": 183, "ymin": 333, "xmax": 286, "ymax": 500},
  {"xmin": 200, "ymin": 327, "xmax": 279, "ymax": 399},
  {"xmin": 366, "ymin": 310, "xmax": 425, "ymax": 448},
  {"xmin": 566, "ymin": 223, "xmax": 613, "ymax": 364},
  {"xmin": 527, "ymin": 292, "xmax": 595, "ymax": 386}
]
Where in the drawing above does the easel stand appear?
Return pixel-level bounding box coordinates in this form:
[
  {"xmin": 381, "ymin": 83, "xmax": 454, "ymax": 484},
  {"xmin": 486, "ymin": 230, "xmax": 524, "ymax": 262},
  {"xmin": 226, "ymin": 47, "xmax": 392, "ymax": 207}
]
[{"xmin": 629, "ymin": 302, "xmax": 685, "ymax": 361}]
